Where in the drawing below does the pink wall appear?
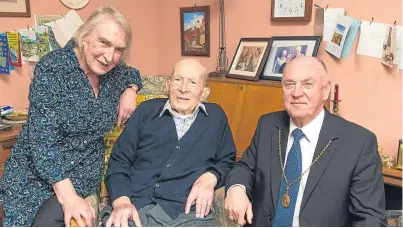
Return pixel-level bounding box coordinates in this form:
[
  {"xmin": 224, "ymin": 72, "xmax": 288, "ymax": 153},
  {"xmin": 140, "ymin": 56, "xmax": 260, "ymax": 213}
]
[
  {"xmin": 0, "ymin": 0, "xmax": 158, "ymax": 109},
  {"xmin": 0, "ymin": 0, "xmax": 401, "ymax": 158},
  {"xmin": 156, "ymin": 0, "xmax": 402, "ymax": 157}
]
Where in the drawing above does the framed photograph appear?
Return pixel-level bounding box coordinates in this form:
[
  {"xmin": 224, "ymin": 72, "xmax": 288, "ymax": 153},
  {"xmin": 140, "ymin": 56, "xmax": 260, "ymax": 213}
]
[
  {"xmin": 226, "ymin": 38, "xmax": 271, "ymax": 81},
  {"xmin": 180, "ymin": 5, "xmax": 210, "ymax": 56},
  {"xmin": 271, "ymin": 0, "xmax": 313, "ymax": 21},
  {"xmin": 397, "ymin": 139, "xmax": 402, "ymax": 170},
  {"xmin": 0, "ymin": 0, "xmax": 30, "ymax": 17},
  {"xmin": 261, "ymin": 36, "xmax": 322, "ymax": 81}
]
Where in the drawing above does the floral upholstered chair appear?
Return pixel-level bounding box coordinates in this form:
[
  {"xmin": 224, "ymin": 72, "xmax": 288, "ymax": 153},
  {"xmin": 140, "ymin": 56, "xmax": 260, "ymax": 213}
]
[{"xmin": 73, "ymin": 75, "xmax": 237, "ymax": 227}]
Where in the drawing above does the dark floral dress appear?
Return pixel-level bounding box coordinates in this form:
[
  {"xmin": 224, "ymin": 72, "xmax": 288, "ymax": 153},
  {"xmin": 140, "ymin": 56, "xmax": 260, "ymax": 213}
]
[{"xmin": 0, "ymin": 39, "xmax": 142, "ymax": 226}]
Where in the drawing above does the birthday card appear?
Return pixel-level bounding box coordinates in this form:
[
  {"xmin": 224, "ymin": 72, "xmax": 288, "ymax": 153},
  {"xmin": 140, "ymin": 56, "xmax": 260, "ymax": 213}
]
[
  {"xmin": 0, "ymin": 35, "xmax": 10, "ymax": 75},
  {"xmin": 32, "ymin": 26, "xmax": 51, "ymax": 59},
  {"xmin": 18, "ymin": 28, "xmax": 39, "ymax": 62},
  {"xmin": 6, "ymin": 31, "xmax": 22, "ymax": 67}
]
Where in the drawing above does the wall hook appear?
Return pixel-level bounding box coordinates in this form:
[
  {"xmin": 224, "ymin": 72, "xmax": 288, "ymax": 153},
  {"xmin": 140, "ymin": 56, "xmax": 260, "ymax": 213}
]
[{"xmin": 370, "ymin": 17, "xmax": 374, "ymax": 25}]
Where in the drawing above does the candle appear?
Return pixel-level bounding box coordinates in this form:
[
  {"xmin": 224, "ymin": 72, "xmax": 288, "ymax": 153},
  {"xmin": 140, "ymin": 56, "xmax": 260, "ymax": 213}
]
[{"xmin": 334, "ymin": 84, "xmax": 339, "ymax": 101}]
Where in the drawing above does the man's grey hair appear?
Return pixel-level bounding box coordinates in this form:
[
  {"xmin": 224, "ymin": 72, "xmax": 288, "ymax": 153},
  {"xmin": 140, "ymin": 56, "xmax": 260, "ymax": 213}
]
[{"xmin": 73, "ymin": 5, "xmax": 132, "ymax": 58}]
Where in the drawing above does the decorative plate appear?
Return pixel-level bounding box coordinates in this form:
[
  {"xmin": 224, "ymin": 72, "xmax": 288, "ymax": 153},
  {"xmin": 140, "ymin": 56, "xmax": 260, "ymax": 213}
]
[{"xmin": 60, "ymin": 0, "xmax": 90, "ymax": 9}]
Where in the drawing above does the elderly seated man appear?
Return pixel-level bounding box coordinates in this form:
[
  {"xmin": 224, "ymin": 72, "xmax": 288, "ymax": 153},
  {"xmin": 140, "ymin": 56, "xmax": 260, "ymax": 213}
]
[{"xmin": 101, "ymin": 58, "xmax": 236, "ymax": 227}]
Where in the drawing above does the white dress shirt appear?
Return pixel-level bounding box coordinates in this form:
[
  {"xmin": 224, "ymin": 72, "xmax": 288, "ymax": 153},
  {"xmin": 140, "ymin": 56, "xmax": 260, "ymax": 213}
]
[
  {"xmin": 159, "ymin": 100, "xmax": 207, "ymax": 140},
  {"xmin": 286, "ymin": 108, "xmax": 324, "ymax": 226}
]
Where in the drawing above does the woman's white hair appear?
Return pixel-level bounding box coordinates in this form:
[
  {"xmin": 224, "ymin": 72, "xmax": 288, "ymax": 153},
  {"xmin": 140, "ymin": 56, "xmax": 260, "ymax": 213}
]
[{"xmin": 73, "ymin": 5, "xmax": 132, "ymax": 58}]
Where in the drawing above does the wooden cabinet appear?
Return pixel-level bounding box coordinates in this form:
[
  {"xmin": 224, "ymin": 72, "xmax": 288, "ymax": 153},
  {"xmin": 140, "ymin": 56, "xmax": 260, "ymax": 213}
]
[
  {"xmin": 208, "ymin": 77, "xmax": 330, "ymax": 160},
  {"xmin": 383, "ymin": 168, "xmax": 402, "ymax": 187},
  {"xmin": 208, "ymin": 77, "xmax": 284, "ymax": 160},
  {"xmin": 0, "ymin": 126, "xmax": 20, "ymax": 179}
]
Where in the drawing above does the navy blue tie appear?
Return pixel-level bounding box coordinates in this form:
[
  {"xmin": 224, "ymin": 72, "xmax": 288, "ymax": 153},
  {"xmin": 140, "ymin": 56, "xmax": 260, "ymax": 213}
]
[{"xmin": 272, "ymin": 128, "xmax": 305, "ymax": 227}]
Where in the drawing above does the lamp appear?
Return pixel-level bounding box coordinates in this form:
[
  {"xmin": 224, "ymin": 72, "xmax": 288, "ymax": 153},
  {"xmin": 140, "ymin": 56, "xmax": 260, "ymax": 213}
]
[{"xmin": 209, "ymin": 0, "xmax": 228, "ymax": 77}]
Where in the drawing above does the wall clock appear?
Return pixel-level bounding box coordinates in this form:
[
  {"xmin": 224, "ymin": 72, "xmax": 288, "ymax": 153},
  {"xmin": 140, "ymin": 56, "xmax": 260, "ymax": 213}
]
[
  {"xmin": 271, "ymin": 0, "xmax": 313, "ymax": 21},
  {"xmin": 60, "ymin": 0, "xmax": 90, "ymax": 9}
]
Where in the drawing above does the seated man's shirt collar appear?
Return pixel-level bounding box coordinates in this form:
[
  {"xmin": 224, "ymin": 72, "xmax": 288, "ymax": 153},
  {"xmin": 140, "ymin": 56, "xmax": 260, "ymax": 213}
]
[{"xmin": 159, "ymin": 100, "xmax": 208, "ymax": 119}]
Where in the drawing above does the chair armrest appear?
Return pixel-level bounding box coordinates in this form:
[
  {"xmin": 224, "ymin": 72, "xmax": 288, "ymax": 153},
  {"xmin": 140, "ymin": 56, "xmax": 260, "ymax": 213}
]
[{"xmin": 213, "ymin": 187, "xmax": 240, "ymax": 227}]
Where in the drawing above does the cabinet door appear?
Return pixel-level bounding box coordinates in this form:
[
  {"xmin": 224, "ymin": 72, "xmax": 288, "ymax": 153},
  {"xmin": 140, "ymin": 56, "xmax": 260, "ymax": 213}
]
[
  {"xmin": 207, "ymin": 81, "xmax": 246, "ymax": 144},
  {"xmin": 234, "ymin": 85, "xmax": 284, "ymax": 159}
]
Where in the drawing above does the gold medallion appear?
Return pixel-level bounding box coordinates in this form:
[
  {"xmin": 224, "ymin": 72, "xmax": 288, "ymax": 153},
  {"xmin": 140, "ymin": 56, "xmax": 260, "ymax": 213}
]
[{"xmin": 281, "ymin": 192, "xmax": 290, "ymax": 208}]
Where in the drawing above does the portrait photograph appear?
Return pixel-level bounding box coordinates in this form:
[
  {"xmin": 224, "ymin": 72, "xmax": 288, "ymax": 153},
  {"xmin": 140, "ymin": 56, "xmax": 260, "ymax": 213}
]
[
  {"xmin": 227, "ymin": 38, "xmax": 271, "ymax": 81},
  {"xmin": 0, "ymin": 0, "xmax": 30, "ymax": 17},
  {"xmin": 180, "ymin": 5, "xmax": 210, "ymax": 56},
  {"xmin": 261, "ymin": 36, "xmax": 322, "ymax": 81}
]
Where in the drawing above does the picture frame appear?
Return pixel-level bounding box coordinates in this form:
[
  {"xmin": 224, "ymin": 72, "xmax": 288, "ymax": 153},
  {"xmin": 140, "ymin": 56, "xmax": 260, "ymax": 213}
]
[
  {"xmin": 226, "ymin": 38, "xmax": 271, "ymax": 81},
  {"xmin": 180, "ymin": 5, "xmax": 210, "ymax": 56},
  {"xmin": 397, "ymin": 139, "xmax": 402, "ymax": 170},
  {"xmin": 261, "ymin": 36, "xmax": 322, "ymax": 81},
  {"xmin": 271, "ymin": 0, "xmax": 313, "ymax": 21},
  {"xmin": 0, "ymin": 0, "xmax": 30, "ymax": 17}
]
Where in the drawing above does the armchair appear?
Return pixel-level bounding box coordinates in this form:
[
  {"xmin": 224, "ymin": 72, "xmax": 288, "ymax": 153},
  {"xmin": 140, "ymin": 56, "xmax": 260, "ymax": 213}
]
[{"xmin": 71, "ymin": 75, "xmax": 237, "ymax": 227}]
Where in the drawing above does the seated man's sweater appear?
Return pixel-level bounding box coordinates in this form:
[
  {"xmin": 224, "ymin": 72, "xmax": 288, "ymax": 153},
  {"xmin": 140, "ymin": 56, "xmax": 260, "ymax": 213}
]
[{"xmin": 106, "ymin": 98, "xmax": 236, "ymax": 219}]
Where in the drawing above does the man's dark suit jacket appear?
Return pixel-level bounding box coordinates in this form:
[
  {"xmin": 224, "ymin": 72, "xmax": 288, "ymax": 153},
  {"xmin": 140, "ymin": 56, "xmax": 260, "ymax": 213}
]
[{"xmin": 225, "ymin": 109, "xmax": 387, "ymax": 227}]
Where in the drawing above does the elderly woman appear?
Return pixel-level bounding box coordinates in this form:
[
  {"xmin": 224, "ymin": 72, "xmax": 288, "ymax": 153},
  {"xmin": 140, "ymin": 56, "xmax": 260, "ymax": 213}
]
[{"xmin": 0, "ymin": 6, "xmax": 142, "ymax": 227}]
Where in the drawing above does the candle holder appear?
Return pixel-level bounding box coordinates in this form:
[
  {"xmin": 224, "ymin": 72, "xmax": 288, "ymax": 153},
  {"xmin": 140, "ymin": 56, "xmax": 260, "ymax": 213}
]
[{"xmin": 332, "ymin": 99, "xmax": 341, "ymax": 115}]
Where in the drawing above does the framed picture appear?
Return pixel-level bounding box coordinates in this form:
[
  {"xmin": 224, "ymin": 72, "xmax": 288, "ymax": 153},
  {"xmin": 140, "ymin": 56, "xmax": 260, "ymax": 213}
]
[
  {"xmin": 0, "ymin": 0, "xmax": 30, "ymax": 17},
  {"xmin": 261, "ymin": 36, "xmax": 322, "ymax": 81},
  {"xmin": 397, "ymin": 139, "xmax": 402, "ymax": 170},
  {"xmin": 226, "ymin": 38, "xmax": 271, "ymax": 81},
  {"xmin": 271, "ymin": 0, "xmax": 313, "ymax": 21},
  {"xmin": 180, "ymin": 5, "xmax": 210, "ymax": 56}
]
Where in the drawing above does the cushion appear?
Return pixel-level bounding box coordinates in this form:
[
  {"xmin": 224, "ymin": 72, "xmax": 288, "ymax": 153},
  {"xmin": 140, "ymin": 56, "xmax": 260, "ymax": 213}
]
[{"xmin": 138, "ymin": 75, "xmax": 170, "ymax": 95}]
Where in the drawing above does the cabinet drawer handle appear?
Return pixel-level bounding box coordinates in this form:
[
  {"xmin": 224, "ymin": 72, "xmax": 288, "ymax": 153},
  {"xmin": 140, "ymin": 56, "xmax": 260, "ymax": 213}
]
[
  {"xmin": 240, "ymin": 86, "xmax": 243, "ymax": 90},
  {"xmin": 2, "ymin": 143, "xmax": 15, "ymax": 149}
]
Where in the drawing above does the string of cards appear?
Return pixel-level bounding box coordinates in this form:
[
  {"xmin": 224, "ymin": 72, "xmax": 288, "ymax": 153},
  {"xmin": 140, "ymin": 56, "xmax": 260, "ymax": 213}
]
[
  {"xmin": 0, "ymin": 10, "xmax": 83, "ymax": 75},
  {"xmin": 322, "ymin": 7, "xmax": 402, "ymax": 69}
]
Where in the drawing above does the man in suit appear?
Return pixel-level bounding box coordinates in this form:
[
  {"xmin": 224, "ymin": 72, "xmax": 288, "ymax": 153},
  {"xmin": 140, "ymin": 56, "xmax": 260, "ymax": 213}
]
[
  {"xmin": 102, "ymin": 58, "xmax": 236, "ymax": 227},
  {"xmin": 224, "ymin": 56, "xmax": 387, "ymax": 227}
]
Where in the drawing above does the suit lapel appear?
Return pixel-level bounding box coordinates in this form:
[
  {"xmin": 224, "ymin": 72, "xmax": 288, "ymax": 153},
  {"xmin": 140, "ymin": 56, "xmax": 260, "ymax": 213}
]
[
  {"xmin": 271, "ymin": 112, "xmax": 290, "ymax": 213},
  {"xmin": 300, "ymin": 110, "xmax": 339, "ymax": 211}
]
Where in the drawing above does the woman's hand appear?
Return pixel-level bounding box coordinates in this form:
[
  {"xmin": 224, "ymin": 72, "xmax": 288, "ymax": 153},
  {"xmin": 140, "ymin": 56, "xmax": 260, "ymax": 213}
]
[
  {"xmin": 53, "ymin": 178, "xmax": 95, "ymax": 227},
  {"xmin": 117, "ymin": 87, "xmax": 137, "ymax": 127},
  {"xmin": 62, "ymin": 194, "xmax": 95, "ymax": 227}
]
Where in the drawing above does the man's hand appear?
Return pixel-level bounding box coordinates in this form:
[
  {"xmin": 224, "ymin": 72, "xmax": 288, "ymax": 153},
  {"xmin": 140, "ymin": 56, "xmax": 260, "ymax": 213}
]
[
  {"xmin": 225, "ymin": 185, "xmax": 253, "ymax": 226},
  {"xmin": 117, "ymin": 87, "xmax": 137, "ymax": 127},
  {"xmin": 105, "ymin": 196, "xmax": 142, "ymax": 227},
  {"xmin": 185, "ymin": 172, "xmax": 217, "ymax": 218}
]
